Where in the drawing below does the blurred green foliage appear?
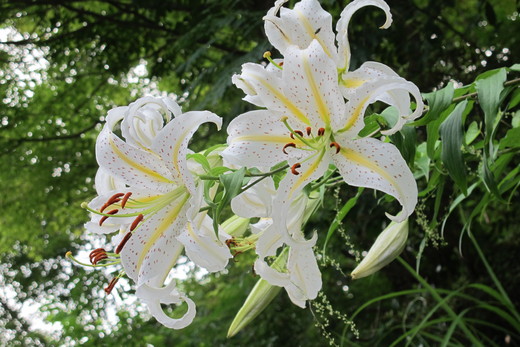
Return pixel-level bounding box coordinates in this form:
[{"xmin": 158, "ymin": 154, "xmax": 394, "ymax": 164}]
[{"xmin": 0, "ymin": 0, "xmax": 519, "ymax": 346}]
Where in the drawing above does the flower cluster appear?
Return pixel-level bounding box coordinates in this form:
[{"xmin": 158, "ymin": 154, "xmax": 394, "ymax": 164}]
[{"xmin": 68, "ymin": 0, "xmax": 423, "ymax": 334}]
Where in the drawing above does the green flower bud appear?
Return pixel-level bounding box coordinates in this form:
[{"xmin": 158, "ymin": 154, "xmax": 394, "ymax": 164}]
[
  {"xmin": 227, "ymin": 248, "xmax": 288, "ymax": 338},
  {"xmin": 351, "ymin": 219, "xmax": 409, "ymax": 280},
  {"xmin": 222, "ymin": 215, "xmax": 250, "ymax": 237}
]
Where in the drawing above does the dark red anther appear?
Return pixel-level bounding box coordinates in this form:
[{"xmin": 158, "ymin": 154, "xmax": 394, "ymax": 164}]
[
  {"xmin": 225, "ymin": 238, "xmax": 237, "ymax": 248},
  {"xmin": 279, "ymin": 61, "xmax": 284, "ymax": 66},
  {"xmin": 329, "ymin": 142, "xmax": 341, "ymax": 154},
  {"xmin": 115, "ymin": 232, "xmax": 133, "ymax": 254},
  {"xmin": 318, "ymin": 128, "xmax": 325, "ymax": 136},
  {"xmin": 283, "ymin": 142, "xmax": 296, "ymax": 154},
  {"xmin": 89, "ymin": 248, "xmax": 106, "ymax": 263},
  {"xmin": 104, "ymin": 277, "xmax": 119, "ymax": 295},
  {"xmin": 120, "ymin": 192, "xmax": 132, "ymax": 209},
  {"xmin": 306, "ymin": 127, "xmax": 312, "ymax": 136},
  {"xmin": 99, "ymin": 203, "xmax": 109, "ymax": 213},
  {"xmin": 99, "ymin": 209, "xmax": 119, "ymax": 226},
  {"xmin": 130, "ymin": 214, "xmax": 144, "ymax": 231},
  {"xmin": 291, "ymin": 163, "xmax": 301, "ymax": 175},
  {"xmin": 92, "ymin": 253, "xmax": 108, "ymax": 265},
  {"xmin": 290, "ymin": 130, "xmax": 304, "ymax": 139},
  {"xmin": 107, "ymin": 193, "xmax": 125, "ymax": 204}
]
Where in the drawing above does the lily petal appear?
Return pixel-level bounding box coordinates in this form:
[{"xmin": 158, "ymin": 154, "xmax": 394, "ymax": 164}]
[
  {"xmin": 232, "ymin": 63, "xmax": 312, "ymax": 125},
  {"xmin": 264, "ymin": 0, "xmax": 337, "ymax": 62},
  {"xmin": 231, "ymin": 177, "xmax": 276, "ymax": 218},
  {"xmin": 177, "ymin": 213, "xmax": 231, "ymax": 273},
  {"xmin": 120, "ymin": 192, "xmax": 190, "ymax": 285},
  {"xmin": 222, "ymin": 110, "xmax": 307, "ymax": 168},
  {"xmin": 270, "ymin": 150, "xmax": 329, "ymax": 247},
  {"xmin": 96, "ymin": 127, "xmax": 176, "ymax": 193},
  {"xmin": 336, "ymin": 0, "xmax": 392, "ymax": 71},
  {"xmin": 94, "ymin": 168, "xmax": 126, "ymax": 196},
  {"xmin": 284, "ymin": 40, "xmax": 345, "ymax": 128},
  {"xmin": 136, "ymin": 281, "xmax": 196, "ymax": 330},
  {"xmin": 333, "ymin": 137, "xmax": 417, "ymax": 221},
  {"xmin": 285, "ymin": 245, "xmax": 321, "ymax": 308},
  {"xmin": 338, "ymin": 77, "xmax": 423, "ymax": 138},
  {"xmin": 152, "ymin": 111, "xmax": 222, "ymax": 196}
]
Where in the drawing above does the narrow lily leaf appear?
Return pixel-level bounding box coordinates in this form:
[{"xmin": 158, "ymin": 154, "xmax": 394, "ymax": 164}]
[
  {"xmin": 412, "ymin": 83, "xmax": 454, "ymax": 126},
  {"xmin": 440, "ymin": 100, "xmax": 469, "ymax": 195},
  {"xmin": 481, "ymin": 154, "xmax": 503, "ymax": 199},
  {"xmin": 465, "ymin": 121, "xmax": 480, "ymax": 145},
  {"xmin": 476, "ymin": 67, "xmax": 507, "ymax": 153},
  {"xmin": 390, "ymin": 124, "xmax": 417, "ymax": 167},
  {"xmin": 187, "ymin": 153, "xmax": 211, "ymax": 173},
  {"xmin": 499, "ymin": 127, "xmax": 520, "ymax": 149},
  {"xmin": 216, "ymin": 167, "xmax": 247, "ymax": 227}
]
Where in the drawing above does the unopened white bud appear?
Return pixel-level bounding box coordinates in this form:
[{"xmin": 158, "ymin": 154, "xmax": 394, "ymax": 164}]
[{"xmin": 351, "ymin": 219, "xmax": 408, "ymax": 280}]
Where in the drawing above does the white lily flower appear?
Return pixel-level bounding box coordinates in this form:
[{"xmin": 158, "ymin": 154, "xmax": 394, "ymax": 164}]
[
  {"xmin": 231, "ymin": 177, "xmax": 322, "ymax": 308},
  {"xmin": 84, "ymin": 96, "xmax": 231, "ymax": 329},
  {"xmin": 223, "ymin": 40, "xmax": 418, "ymax": 249},
  {"xmin": 261, "ymin": 0, "xmax": 422, "ymax": 133}
]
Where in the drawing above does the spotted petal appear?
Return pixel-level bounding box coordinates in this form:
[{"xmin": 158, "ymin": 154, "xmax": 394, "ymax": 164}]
[
  {"xmin": 136, "ymin": 281, "xmax": 196, "ymax": 330},
  {"xmin": 177, "ymin": 213, "xmax": 231, "ymax": 273},
  {"xmin": 333, "ymin": 137, "xmax": 417, "ymax": 221},
  {"xmin": 96, "ymin": 128, "xmax": 176, "ymax": 193},
  {"xmin": 340, "ymin": 61, "xmax": 424, "ymax": 136},
  {"xmin": 151, "ymin": 111, "xmax": 222, "ymax": 196},
  {"xmin": 120, "ymin": 191, "xmax": 190, "ymax": 285},
  {"xmin": 283, "ymin": 40, "xmax": 345, "ymax": 129},
  {"xmin": 336, "ymin": 0, "xmax": 392, "ymax": 71},
  {"xmin": 231, "ymin": 177, "xmax": 276, "ymax": 218},
  {"xmin": 285, "ymin": 245, "xmax": 321, "ymax": 308},
  {"xmin": 232, "ymin": 63, "xmax": 312, "ymax": 126},
  {"xmin": 264, "ymin": 0, "xmax": 337, "ymax": 62},
  {"xmin": 222, "ymin": 110, "xmax": 307, "ymax": 168}
]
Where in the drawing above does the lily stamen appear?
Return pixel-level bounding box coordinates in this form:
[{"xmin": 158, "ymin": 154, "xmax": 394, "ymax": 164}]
[
  {"xmin": 115, "ymin": 232, "xmax": 133, "ymax": 254},
  {"xmin": 329, "ymin": 142, "xmax": 341, "ymax": 154},
  {"xmin": 130, "ymin": 214, "xmax": 144, "ymax": 231},
  {"xmin": 90, "ymin": 248, "xmax": 108, "ymax": 265},
  {"xmin": 291, "ymin": 163, "xmax": 301, "ymax": 175},
  {"xmin": 263, "ymin": 51, "xmax": 284, "ymax": 70},
  {"xmin": 318, "ymin": 128, "xmax": 325, "ymax": 136},
  {"xmin": 306, "ymin": 127, "xmax": 312, "ymax": 136},
  {"xmin": 283, "ymin": 142, "xmax": 297, "ymax": 154},
  {"xmin": 120, "ymin": 192, "xmax": 132, "ymax": 209},
  {"xmin": 104, "ymin": 277, "xmax": 119, "ymax": 295},
  {"xmin": 290, "ymin": 130, "xmax": 304, "ymax": 139},
  {"xmin": 99, "ymin": 209, "xmax": 119, "ymax": 226}
]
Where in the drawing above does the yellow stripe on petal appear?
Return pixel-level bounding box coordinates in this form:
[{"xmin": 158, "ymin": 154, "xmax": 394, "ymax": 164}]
[
  {"xmin": 109, "ymin": 136, "xmax": 174, "ymax": 184},
  {"xmin": 340, "ymin": 147, "xmax": 405, "ymax": 200},
  {"xmin": 295, "ymin": 9, "xmax": 334, "ymax": 59},
  {"xmin": 231, "ymin": 134, "xmax": 303, "ymax": 146},
  {"xmin": 342, "ymin": 78, "xmax": 366, "ymax": 89},
  {"xmin": 289, "ymin": 149, "xmax": 325, "ymax": 197},
  {"xmin": 302, "ymin": 55, "xmax": 330, "ymax": 125},
  {"xmin": 340, "ymin": 96, "xmax": 369, "ymax": 133},
  {"xmin": 136, "ymin": 193, "xmax": 190, "ymax": 270},
  {"xmin": 250, "ymin": 73, "xmax": 311, "ymax": 125}
]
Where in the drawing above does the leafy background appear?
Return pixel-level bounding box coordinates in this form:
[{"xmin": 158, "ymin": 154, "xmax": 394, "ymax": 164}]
[{"xmin": 1, "ymin": 0, "xmax": 519, "ymax": 346}]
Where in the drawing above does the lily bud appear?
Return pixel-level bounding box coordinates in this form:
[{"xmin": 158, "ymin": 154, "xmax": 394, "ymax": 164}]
[
  {"xmin": 351, "ymin": 219, "xmax": 409, "ymax": 280},
  {"xmin": 227, "ymin": 249, "xmax": 288, "ymax": 338},
  {"xmin": 221, "ymin": 215, "xmax": 250, "ymax": 237}
]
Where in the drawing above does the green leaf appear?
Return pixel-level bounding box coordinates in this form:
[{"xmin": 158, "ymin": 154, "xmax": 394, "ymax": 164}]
[
  {"xmin": 465, "ymin": 121, "xmax": 481, "ymax": 145},
  {"xmin": 187, "ymin": 153, "xmax": 211, "ymax": 173},
  {"xmin": 412, "ymin": 82, "xmax": 454, "ymax": 126},
  {"xmin": 499, "ymin": 127, "xmax": 520, "ymax": 149},
  {"xmin": 322, "ymin": 187, "xmax": 364, "ymax": 256},
  {"xmin": 476, "ymin": 67, "xmax": 507, "ymax": 154},
  {"xmin": 390, "ymin": 125, "xmax": 417, "ymax": 166},
  {"xmin": 440, "ymin": 100, "xmax": 469, "ymax": 195}
]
